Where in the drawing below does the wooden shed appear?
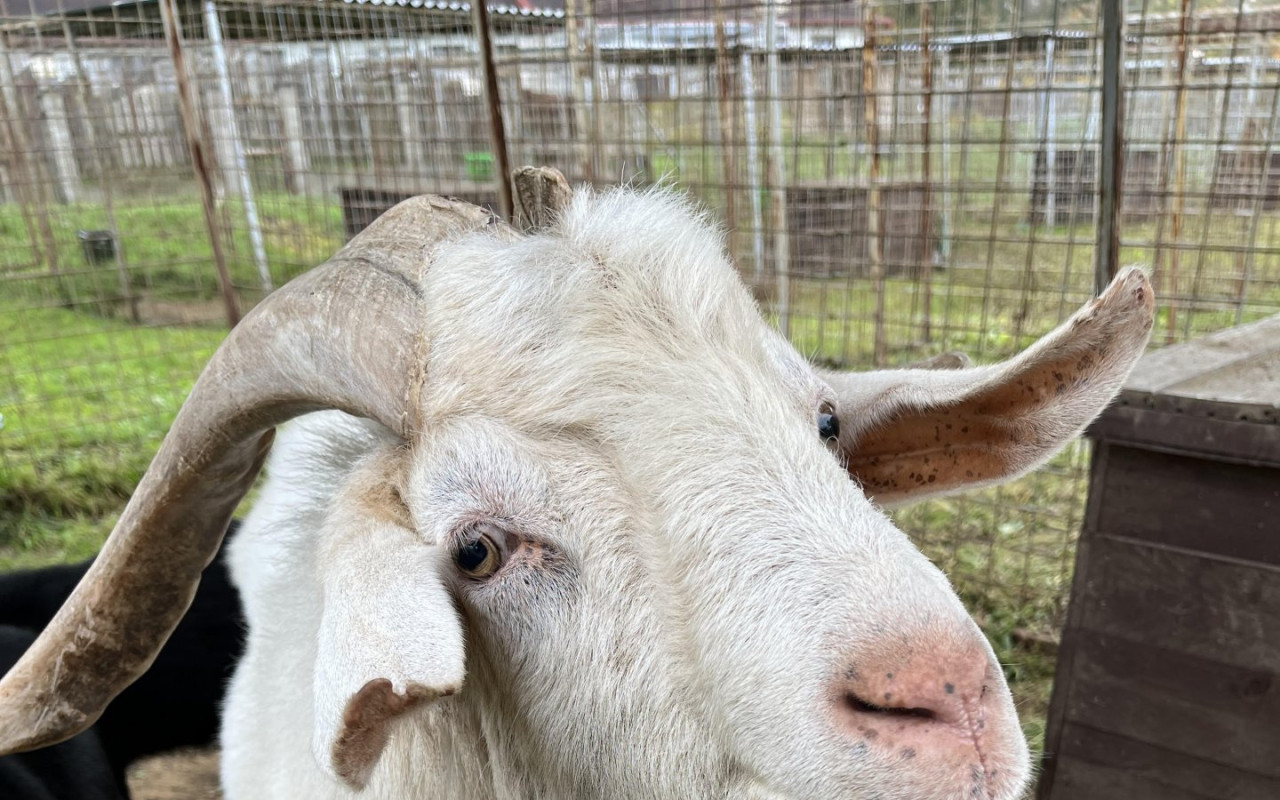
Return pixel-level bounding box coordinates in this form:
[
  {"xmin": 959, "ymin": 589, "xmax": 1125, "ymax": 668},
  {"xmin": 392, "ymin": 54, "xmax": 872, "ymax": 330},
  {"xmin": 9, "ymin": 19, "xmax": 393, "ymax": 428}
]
[
  {"xmin": 786, "ymin": 182, "xmax": 937, "ymax": 279},
  {"xmin": 1029, "ymin": 147, "xmax": 1164, "ymax": 224},
  {"xmin": 338, "ymin": 183, "xmax": 499, "ymax": 241},
  {"xmin": 1039, "ymin": 314, "xmax": 1280, "ymax": 800}
]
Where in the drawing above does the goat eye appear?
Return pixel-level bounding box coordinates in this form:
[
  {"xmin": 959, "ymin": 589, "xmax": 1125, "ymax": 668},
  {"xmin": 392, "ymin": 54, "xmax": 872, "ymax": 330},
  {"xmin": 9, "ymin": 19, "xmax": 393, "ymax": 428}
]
[
  {"xmin": 455, "ymin": 534, "xmax": 502, "ymax": 578},
  {"xmin": 818, "ymin": 404, "xmax": 840, "ymax": 442}
]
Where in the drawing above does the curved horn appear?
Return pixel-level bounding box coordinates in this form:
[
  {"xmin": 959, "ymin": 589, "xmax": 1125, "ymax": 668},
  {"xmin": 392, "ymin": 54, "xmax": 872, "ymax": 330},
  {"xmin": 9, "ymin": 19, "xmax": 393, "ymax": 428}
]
[{"xmin": 0, "ymin": 195, "xmax": 499, "ymax": 753}]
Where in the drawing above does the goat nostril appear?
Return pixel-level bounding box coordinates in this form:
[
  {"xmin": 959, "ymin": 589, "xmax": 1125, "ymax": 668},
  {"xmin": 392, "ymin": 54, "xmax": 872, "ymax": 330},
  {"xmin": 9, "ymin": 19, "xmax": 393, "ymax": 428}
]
[{"xmin": 843, "ymin": 693, "xmax": 936, "ymax": 721}]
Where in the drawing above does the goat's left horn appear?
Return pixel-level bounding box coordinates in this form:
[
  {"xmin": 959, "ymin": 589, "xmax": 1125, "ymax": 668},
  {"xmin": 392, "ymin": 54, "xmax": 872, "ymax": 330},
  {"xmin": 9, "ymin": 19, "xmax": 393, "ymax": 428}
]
[{"xmin": 0, "ymin": 195, "xmax": 501, "ymax": 754}]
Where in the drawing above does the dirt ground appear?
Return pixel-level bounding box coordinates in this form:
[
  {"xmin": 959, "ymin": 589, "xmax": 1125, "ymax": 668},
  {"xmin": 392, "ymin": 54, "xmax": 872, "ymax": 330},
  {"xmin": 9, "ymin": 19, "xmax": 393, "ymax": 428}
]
[{"xmin": 127, "ymin": 747, "xmax": 222, "ymax": 800}]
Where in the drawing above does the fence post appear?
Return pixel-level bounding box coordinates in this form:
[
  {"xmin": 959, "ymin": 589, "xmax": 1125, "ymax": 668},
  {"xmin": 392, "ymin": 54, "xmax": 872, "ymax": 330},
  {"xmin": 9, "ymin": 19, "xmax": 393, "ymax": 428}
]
[
  {"xmin": 862, "ymin": 10, "xmax": 885, "ymax": 366},
  {"xmin": 159, "ymin": 0, "xmax": 241, "ymax": 327},
  {"xmin": 393, "ymin": 78, "xmax": 422, "ymax": 176},
  {"xmin": 204, "ymin": 0, "xmax": 272, "ymax": 292},
  {"xmin": 471, "ymin": 0, "xmax": 513, "ymax": 221},
  {"xmin": 278, "ymin": 84, "xmax": 310, "ymax": 194},
  {"xmin": 713, "ymin": 0, "xmax": 738, "ymax": 254},
  {"xmin": 1095, "ymin": 0, "xmax": 1126, "ymax": 293},
  {"xmin": 39, "ymin": 90, "xmax": 82, "ymax": 205},
  {"xmin": 919, "ymin": 7, "xmax": 934, "ymax": 343},
  {"xmin": 741, "ymin": 51, "xmax": 765, "ymax": 284},
  {"xmin": 0, "ymin": 35, "xmax": 58, "ymax": 274},
  {"xmin": 763, "ymin": 0, "xmax": 790, "ymax": 337}
]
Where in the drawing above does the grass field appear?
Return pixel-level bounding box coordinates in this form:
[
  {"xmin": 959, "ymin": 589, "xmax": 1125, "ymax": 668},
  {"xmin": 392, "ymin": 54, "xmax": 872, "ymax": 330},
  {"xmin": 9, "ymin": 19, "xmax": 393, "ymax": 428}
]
[{"xmin": 3, "ymin": 189, "xmax": 1280, "ymax": 760}]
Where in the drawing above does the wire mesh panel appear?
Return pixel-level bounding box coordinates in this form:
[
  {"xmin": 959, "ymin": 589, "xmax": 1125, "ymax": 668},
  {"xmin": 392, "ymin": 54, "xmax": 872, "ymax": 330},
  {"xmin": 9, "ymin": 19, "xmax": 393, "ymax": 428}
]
[
  {"xmin": 1124, "ymin": 3, "xmax": 1280, "ymax": 344},
  {"xmin": 0, "ymin": 0, "xmax": 227, "ymax": 571},
  {"xmin": 3, "ymin": 0, "xmax": 1280, "ymax": 784}
]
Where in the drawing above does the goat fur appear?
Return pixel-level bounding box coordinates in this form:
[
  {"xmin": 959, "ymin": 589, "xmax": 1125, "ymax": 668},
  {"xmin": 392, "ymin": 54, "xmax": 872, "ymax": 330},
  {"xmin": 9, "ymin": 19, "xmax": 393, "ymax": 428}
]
[{"xmin": 215, "ymin": 186, "xmax": 1151, "ymax": 800}]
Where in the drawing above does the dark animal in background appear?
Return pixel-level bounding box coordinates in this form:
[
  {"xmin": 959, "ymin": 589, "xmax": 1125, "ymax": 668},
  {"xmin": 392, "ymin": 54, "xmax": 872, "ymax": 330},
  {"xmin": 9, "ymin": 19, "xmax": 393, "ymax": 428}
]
[{"xmin": 0, "ymin": 521, "xmax": 245, "ymax": 799}]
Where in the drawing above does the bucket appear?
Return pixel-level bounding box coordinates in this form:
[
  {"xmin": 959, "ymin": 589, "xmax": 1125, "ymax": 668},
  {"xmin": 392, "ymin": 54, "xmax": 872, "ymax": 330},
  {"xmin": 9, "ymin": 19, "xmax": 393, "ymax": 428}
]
[
  {"xmin": 77, "ymin": 230, "xmax": 116, "ymax": 264},
  {"xmin": 464, "ymin": 152, "xmax": 495, "ymax": 182}
]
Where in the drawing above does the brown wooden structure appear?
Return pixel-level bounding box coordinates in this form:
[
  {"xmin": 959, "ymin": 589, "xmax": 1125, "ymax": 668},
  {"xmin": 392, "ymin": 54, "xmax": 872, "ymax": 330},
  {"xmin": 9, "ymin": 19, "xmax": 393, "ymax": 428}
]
[
  {"xmin": 1030, "ymin": 149, "xmax": 1097, "ymax": 225},
  {"xmin": 787, "ymin": 182, "xmax": 936, "ymax": 279},
  {"xmin": 1039, "ymin": 314, "xmax": 1280, "ymax": 800},
  {"xmin": 338, "ymin": 183, "xmax": 499, "ymax": 241},
  {"xmin": 1029, "ymin": 147, "xmax": 1164, "ymax": 224},
  {"xmin": 1212, "ymin": 148, "xmax": 1280, "ymax": 212}
]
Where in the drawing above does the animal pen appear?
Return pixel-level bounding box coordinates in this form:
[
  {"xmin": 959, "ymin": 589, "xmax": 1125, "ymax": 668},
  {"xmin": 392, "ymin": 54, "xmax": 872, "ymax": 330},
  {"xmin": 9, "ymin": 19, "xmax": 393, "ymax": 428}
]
[{"xmin": 1, "ymin": 0, "xmax": 1279, "ymax": 776}]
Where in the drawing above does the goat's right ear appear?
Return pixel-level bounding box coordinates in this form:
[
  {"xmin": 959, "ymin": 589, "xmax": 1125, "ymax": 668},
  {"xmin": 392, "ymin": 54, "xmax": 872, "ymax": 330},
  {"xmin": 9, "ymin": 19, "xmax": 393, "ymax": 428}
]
[
  {"xmin": 818, "ymin": 267, "xmax": 1154, "ymax": 507},
  {"xmin": 312, "ymin": 456, "xmax": 465, "ymax": 791}
]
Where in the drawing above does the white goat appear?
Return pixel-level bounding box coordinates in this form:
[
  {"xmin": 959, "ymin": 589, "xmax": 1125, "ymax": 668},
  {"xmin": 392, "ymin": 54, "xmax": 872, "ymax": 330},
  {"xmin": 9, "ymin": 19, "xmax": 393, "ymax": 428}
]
[{"xmin": 0, "ymin": 178, "xmax": 1154, "ymax": 800}]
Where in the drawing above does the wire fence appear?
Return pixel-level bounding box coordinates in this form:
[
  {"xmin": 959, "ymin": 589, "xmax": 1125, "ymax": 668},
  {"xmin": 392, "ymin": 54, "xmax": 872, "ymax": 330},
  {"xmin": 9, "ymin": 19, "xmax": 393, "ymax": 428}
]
[{"xmin": 2, "ymin": 0, "xmax": 1280, "ymax": 741}]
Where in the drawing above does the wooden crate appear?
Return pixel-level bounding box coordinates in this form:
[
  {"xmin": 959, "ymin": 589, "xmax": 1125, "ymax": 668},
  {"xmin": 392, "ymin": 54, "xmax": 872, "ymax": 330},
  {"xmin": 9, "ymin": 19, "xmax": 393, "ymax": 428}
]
[
  {"xmin": 786, "ymin": 182, "xmax": 937, "ymax": 279},
  {"xmin": 338, "ymin": 184, "xmax": 499, "ymax": 241},
  {"xmin": 1030, "ymin": 149, "xmax": 1096, "ymax": 225},
  {"xmin": 1028, "ymin": 148, "xmax": 1164, "ymax": 224},
  {"xmin": 1121, "ymin": 148, "xmax": 1162, "ymax": 222},
  {"xmin": 1212, "ymin": 149, "xmax": 1280, "ymax": 212},
  {"xmin": 1039, "ymin": 314, "xmax": 1280, "ymax": 800}
]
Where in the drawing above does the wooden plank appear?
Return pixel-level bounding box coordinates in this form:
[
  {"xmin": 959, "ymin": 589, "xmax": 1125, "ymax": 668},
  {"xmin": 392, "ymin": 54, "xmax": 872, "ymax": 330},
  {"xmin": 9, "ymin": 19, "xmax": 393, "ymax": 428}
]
[
  {"xmin": 1039, "ymin": 445, "xmax": 1111, "ymax": 799},
  {"xmin": 1049, "ymin": 754, "xmax": 1219, "ymax": 800},
  {"xmin": 1124, "ymin": 313, "xmax": 1280, "ymax": 402},
  {"xmin": 1078, "ymin": 536, "xmax": 1280, "ymax": 671},
  {"xmin": 1091, "ymin": 446, "xmax": 1280, "ymax": 563},
  {"xmin": 1088, "ymin": 405, "xmax": 1280, "ymax": 465},
  {"xmin": 1046, "ymin": 724, "xmax": 1280, "ymax": 800},
  {"xmin": 1062, "ymin": 632, "xmax": 1280, "ymax": 776}
]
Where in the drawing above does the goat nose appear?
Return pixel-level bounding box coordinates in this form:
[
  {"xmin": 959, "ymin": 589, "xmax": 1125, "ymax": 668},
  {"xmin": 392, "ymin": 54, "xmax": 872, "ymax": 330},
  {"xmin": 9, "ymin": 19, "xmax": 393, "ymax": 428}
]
[{"xmin": 832, "ymin": 635, "xmax": 1000, "ymax": 771}]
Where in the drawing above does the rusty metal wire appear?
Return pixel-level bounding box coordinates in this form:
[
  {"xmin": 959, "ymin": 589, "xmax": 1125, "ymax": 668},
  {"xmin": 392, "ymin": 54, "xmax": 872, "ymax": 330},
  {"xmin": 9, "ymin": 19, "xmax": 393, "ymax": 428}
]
[{"xmin": 2, "ymin": 0, "xmax": 1279, "ymax": 643}]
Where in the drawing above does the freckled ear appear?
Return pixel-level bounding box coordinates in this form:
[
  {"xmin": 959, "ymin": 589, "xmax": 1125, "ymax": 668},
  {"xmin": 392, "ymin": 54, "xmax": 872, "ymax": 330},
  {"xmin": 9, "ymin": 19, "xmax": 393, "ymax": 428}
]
[
  {"xmin": 312, "ymin": 458, "xmax": 465, "ymax": 790},
  {"xmin": 821, "ymin": 267, "xmax": 1155, "ymax": 507}
]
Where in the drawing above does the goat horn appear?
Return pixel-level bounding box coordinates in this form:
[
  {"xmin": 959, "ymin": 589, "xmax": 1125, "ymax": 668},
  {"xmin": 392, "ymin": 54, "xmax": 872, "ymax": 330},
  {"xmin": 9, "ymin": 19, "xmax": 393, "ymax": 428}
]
[
  {"xmin": 0, "ymin": 195, "xmax": 500, "ymax": 753},
  {"xmin": 512, "ymin": 166, "xmax": 574, "ymax": 233}
]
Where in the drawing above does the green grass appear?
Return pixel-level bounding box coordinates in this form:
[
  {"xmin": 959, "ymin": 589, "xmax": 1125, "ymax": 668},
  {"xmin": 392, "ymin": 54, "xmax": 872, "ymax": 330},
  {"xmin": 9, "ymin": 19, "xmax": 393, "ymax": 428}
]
[
  {"xmin": 0, "ymin": 191, "xmax": 346, "ymax": 567},
  {"xmin": 0, "ymin": 192, "xmax": 345, "ymax": 569},
  {"xmin": 0, "ymin": 302, "xmax": 227, "ymax": 570},
  {"xmin": 0, "ymin": 192, "xmax": 344, "ymax": 317}
]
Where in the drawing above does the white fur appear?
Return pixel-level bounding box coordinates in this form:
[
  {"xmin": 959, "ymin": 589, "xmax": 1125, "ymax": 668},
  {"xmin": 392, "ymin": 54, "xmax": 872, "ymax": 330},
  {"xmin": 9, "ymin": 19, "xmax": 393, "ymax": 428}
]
[{"xmin": 221, "ymin": 187, "xmax": 1149, "ymax": 799}]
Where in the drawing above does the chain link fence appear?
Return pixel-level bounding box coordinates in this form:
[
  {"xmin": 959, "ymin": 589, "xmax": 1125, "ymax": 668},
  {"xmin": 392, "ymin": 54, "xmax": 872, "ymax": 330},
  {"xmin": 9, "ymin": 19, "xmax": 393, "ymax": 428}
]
[{"xmin": 3, "ymin": 0, "xmax": 1279, "ymax": 759}]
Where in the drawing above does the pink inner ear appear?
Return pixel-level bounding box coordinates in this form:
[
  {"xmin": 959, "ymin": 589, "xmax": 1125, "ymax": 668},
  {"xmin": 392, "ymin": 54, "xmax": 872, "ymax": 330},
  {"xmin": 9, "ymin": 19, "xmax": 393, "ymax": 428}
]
[
  {"xmin": 841, "ymin": 268, "xmax": 1155, "ymax": 504},
  {"xmin": 332, "ymin": 678, "xmax": 455, "ymax": 789},
  {"xmin": 841, "ymin": 338, "xmax": 1104, "ymax": 499}
]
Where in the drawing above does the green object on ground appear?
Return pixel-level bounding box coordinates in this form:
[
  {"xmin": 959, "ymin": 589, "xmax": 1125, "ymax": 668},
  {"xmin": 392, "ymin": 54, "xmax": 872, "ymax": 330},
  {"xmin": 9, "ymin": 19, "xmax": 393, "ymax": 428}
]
[{"xmin": 465, "ymin": 152, "xmax": 495, "ymax": 181}]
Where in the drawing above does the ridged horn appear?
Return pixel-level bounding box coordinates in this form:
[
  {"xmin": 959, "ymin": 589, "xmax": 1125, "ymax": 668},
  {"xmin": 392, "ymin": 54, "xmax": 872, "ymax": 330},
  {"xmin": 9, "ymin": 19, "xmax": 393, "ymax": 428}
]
[{"xmin": 0, "ymin": 195, "xmax": 498, "ymax": 753}]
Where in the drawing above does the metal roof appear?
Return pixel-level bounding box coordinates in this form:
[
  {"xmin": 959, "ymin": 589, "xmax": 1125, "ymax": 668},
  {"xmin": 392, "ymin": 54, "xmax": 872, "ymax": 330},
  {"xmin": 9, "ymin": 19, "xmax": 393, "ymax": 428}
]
[{"xmin": 2, "ymin": 0, "xmax": 563, "ymax": 18}]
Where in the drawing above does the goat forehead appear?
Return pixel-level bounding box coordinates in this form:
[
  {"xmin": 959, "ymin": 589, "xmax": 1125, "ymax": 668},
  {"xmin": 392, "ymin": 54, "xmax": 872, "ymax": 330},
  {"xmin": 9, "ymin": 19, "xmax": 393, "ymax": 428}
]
[
  {"xmin": 426, "ymin": 187, "xmax": 766, "ymax": 378},
  {"xmin": 417, "ymin": 186, "xmax": 859, "ymax": 533}
]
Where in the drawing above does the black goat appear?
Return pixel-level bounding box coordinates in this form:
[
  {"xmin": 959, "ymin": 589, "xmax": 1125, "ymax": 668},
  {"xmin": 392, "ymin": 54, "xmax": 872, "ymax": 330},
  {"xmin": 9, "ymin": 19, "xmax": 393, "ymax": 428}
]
[{"xmin": 0, "ymin": 522, "xmax": 244, "ymax": 799}]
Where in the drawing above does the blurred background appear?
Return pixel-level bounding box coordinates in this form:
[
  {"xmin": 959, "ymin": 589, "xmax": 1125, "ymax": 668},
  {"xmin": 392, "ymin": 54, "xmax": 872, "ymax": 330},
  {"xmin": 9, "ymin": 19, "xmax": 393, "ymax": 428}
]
[{"xmin": 1, "ymin": 0, "xmax": 1278, "ymax": 768}]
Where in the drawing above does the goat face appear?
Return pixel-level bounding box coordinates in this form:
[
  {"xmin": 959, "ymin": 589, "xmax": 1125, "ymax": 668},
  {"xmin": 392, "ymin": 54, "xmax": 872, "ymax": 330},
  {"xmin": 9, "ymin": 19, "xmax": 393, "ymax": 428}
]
[
  {"xmin": 0, "ymin": 184, "xmax": 1154, "ymax": 800},
  {"xmin": 288, "ymin": 189, "xmax": 1149, "ymax": 798}
]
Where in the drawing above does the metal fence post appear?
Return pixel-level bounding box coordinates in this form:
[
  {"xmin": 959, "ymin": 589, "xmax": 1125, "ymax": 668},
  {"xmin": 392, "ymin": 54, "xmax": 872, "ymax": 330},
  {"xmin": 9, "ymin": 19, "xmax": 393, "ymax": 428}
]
[
  {"xmin": 204, "ymin": 0, "xmax": 272, "ymax": 292},
  {"xmin": 472, "ymin": 0, "xmax": 513, "ymax": 221},
  {"xmin": 1095, "ymin": 0, "xmax": 1126, "ymax": 293}
]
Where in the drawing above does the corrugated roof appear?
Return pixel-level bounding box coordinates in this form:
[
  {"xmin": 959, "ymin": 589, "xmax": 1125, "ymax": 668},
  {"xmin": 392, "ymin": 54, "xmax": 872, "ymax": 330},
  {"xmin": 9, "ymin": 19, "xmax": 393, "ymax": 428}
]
[
  {"xmin": 333, "ymin": 0, "xmax": 563, "ymax": 18},
  {"xmin": 1, "ymin": 0, "xmax": 563, "ymax": 18}
]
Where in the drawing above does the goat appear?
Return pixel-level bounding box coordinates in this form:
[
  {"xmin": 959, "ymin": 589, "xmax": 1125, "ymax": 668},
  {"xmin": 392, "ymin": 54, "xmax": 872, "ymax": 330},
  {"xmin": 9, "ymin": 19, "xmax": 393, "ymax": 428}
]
[
  {"xmin": 0, "ymin": 173, "xmax": 1154, "ymax": 800},
  {"xmin": 0, "ymin": 526, "xmax": 244, "ymax": 798}
]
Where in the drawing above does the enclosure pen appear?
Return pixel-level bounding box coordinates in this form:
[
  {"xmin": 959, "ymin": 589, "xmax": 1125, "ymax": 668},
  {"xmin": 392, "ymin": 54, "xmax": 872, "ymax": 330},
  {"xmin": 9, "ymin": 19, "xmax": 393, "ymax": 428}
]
[{"xmin": 1, "ymin": 0, "xmax": 1279, "ymax": 794}]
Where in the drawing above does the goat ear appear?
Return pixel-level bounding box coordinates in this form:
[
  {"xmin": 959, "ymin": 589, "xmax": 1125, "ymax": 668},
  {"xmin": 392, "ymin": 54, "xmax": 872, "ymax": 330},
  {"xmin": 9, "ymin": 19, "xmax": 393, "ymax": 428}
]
[
  {"xmin": 312, "ymin": 461, "xmax": 464, "ymax": 791},
  {"xmin": 821, "ymin": 268, "xmax": 1154, "ymax": 507}
]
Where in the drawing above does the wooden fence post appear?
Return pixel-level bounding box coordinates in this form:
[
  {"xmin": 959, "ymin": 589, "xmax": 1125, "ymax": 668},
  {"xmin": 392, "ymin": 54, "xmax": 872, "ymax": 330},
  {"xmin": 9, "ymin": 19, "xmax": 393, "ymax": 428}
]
[
  {"xmin": 279, "ymin": 84, "xmax": 310, "ymax": 194},
  {"xmin": 39, "ymin": 90, "xmax": 82, "ymax": 204}
]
